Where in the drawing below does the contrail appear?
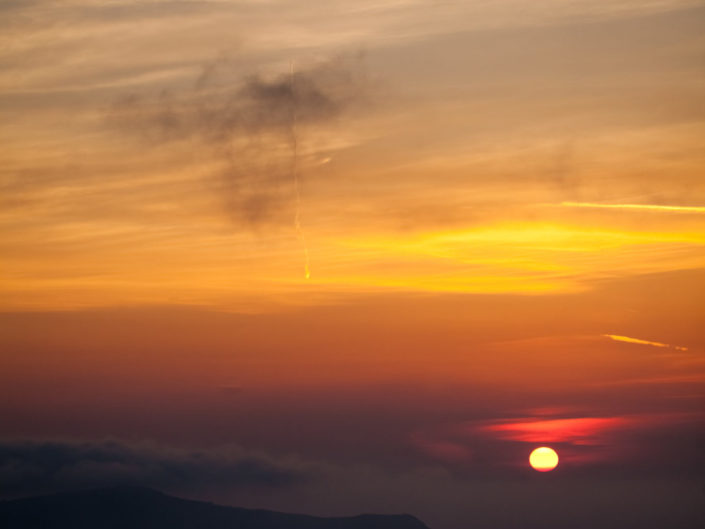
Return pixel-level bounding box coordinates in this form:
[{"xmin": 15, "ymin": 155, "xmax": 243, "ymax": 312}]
[
  {"xmin": 561, "ymin": 201, "xmax": 705, "ymax": 213},
  {"xmin": 290, "ymin": 61, "xmax": 311, "ymax": 280},
  {"xmin": 603, "ymin": 334, "xmax": 688, "ymax": 351}
]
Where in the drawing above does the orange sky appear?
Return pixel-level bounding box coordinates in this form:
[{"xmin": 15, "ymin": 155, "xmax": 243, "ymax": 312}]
[{"xmin": 1, "ymin": 2, "xmax": 704, "ymax": 528}]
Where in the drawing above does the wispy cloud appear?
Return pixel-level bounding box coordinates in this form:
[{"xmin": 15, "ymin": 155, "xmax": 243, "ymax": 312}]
[
  {"xmin": 109, "ymin": 55, "xmax": 369, "ymax": 226},
  {"xmin": 560, "ymin": 202, "xmax": 705, "ymax": 213},
  {"xmin": 478, "ymin": 417, "xmax": 628, "ymax": 444},
  {"xmin": 603, "ymin": 334, "xmax": 688, "ymax": 351}
]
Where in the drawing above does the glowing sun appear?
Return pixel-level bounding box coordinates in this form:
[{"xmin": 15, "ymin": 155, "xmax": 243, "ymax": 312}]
[{"xmin": 529, "ymin": 447, "xmax": 559, "ymax": 472}]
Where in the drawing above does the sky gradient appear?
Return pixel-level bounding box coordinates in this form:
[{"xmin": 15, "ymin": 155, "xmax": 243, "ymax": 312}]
[{"xmin": 1, "ymin": 2, "xmax": 704, "ymax": 528}]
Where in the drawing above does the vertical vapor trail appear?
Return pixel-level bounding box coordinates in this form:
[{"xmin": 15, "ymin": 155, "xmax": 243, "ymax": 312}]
[{"xmin": 290, "ymin": 61, "xmax": 311, "ymax": 280}]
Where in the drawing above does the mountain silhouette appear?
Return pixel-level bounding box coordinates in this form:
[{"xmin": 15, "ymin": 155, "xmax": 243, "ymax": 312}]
[{"xmin": 0, "ymin": 486, "xmax": 430, "ymax": 529}]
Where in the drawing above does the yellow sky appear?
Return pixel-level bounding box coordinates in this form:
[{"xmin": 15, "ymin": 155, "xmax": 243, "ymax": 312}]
[{"xmin": 1, "ymin": 0, "xmax": 704, "ymax": 311}]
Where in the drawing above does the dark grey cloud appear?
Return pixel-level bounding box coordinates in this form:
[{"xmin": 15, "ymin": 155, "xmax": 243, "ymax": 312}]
[
  {"xmin": 0, "ymin": 439, "xmax": 311, "ymax": 499},
  {"xmin": 109, "ymin": 55, "xmax": 369, "ymax": 225}
]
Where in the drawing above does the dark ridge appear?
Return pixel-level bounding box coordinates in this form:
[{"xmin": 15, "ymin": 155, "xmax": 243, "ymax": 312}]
[{"xmin": 0, "ymin": 486, "xmax": 431, "ymax": 529}]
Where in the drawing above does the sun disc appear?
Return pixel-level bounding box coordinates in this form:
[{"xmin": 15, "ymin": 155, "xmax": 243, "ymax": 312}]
[{"xmin": 529, "ymin": 446, "xmax": 559, "ymax": 472}]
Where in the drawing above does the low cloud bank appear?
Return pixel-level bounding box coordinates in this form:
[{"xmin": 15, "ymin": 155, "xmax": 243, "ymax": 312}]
[{"xmin": 0, "ymin": 438, "xmax": 312, "ymax": 499}]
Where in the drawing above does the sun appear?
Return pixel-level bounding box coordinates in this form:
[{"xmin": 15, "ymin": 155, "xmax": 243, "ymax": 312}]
[{"xmin": 529, "ymin": 447, "xmax": 559, "ymax": 472}]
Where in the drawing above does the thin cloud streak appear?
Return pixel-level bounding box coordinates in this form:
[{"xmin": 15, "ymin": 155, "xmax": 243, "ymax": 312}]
[
  {"xmin": 560, "ymin": 201, "xmax": 705, "ymax": 213},
  {"xmin": 603, "ymin": 334, "xmax": 689, "ymax": 351},
  {"xmin": 478, "ymin": 416, "xmax": 628, "ymax": 444}
]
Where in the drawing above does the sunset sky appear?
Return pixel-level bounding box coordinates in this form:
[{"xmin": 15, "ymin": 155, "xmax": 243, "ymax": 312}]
[{"xmin": 1, "ymin": 1, "xmax": 704, "ymax": 528}]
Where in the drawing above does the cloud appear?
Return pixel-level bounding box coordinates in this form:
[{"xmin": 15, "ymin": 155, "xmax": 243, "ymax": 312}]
[
  {"xmin": 561, "ymin": 202, "xmax": 705, "ymax": 214},
  {"xmin": 603, "ymin": 334, "xmax": 689, "ymax": 351},
  {"xmin": 477, "ymin": 416, "xmax": 627, "ymax": 444},
  {"xmin": 0, "ymin": 439, "xmax": 313, "ymax": 499},
  {"xmin": 409, "ymin": 411, "xmax": 705, "ymax": 478},
  {"xmin": 109, "ymin": 55, "xmax": 369, "ymax": 225}
]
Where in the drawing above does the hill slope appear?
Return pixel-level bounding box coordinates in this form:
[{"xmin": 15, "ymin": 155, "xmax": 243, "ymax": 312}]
[{"xmin": 0, "ymin": 486, "xmax": 430, "ymax": 529}]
